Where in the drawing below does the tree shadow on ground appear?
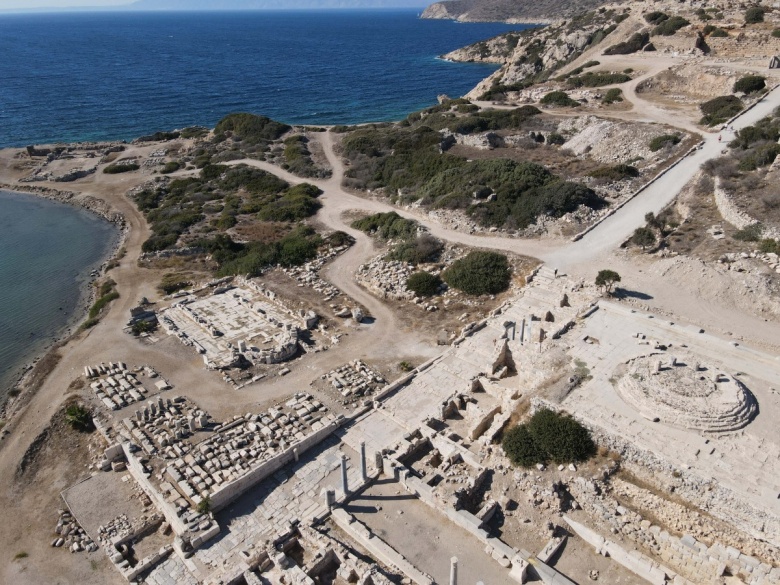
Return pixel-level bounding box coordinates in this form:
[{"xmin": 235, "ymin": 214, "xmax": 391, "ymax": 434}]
[{"xmin": 612, "ymin": 287, "xmax": 653, "ymax": 300}]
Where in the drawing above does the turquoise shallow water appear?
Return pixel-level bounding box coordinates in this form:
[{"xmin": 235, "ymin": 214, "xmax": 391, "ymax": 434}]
[{"xmin": 0, "ymin": 191, "xmax": 118, "ymax": 398}]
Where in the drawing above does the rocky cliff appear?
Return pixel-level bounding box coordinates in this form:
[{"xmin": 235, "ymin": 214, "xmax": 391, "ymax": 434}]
[
  {"xmin": 442, "ymin": 8, "xmax": 630, "ymax": 99},
  {"xmin": 421, "ymin": 0, "xmax": 610, "ymax": 22}
]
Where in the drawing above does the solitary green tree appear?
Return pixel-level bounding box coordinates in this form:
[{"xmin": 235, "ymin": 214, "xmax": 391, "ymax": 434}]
[
  {"xmin": 632, "ymin": 227, "xmax": 656, "ymax": 250},
  {"xmin": 595, "ymin": 270, "xmax": 621, "ymax": 295}
]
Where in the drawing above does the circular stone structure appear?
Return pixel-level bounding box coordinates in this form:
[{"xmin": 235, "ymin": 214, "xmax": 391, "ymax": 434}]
[{"xmin": 616, "ymin": 355, "xmax": 757, "ymax": 432}]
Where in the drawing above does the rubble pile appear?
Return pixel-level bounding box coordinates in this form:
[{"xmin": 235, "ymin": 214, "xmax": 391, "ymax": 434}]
[
  {"xmin": 161, "ymin": 394, "xmax": 332, "ymax": 505},
  {"xmin": 282, "ymin": 246, "xmax": 349, "ymax": 302},
  {"xmin": 356, "ymin": 258, "xmax": 415, "ymax": 301},
  {"xmin": 86, "ymin": 362, "xmax": 164, "ymax": 411},
  {"xmin": 51, "ymin": 509, "xmax": 98, "ymax": 553},
  {"xmin": 323, "ymin": 360, "xmax": 386, "ymax": 400},
  {"xmin": 121, "ymin": 395, "xmax": 210, "ymax": 457}
]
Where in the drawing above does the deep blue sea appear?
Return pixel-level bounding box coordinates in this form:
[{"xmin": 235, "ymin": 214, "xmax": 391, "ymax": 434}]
[
  {"xmin": 0, "ymin": 191, "xmax": 118, "ymax": 396},
  {"xmin": 0, "ymin": 10, "xmax": 526, "ymax": 399},
  {"xmin": 0, "ymin": 10, "xmax": 527, "ymax": 147}
]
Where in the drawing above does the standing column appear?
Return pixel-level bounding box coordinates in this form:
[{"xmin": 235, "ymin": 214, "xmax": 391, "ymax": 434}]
[
  {"xmin": 359, "ymin": 440, "xmax": 368, "ymax": 482},
  {"xmin": 449, "ymin": 556, "xmax": 458, "ymax": 585},
  {"xmin": 340, "ymin": 454, "xmax": 350, "ymax": 496}
]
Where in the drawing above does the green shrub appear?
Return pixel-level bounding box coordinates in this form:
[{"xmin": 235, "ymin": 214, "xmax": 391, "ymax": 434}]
[
  {"xmin": 138, "ymin": 131, "xmax": 179, "ymax": 142},
  {"xmin": 351, "ymin": 212, "xmax": 419, "ymax": 241},
  {"xmin": 589, "ymin": 164, "xmax": 639, "ymax": 181},
  {"xmin": 567, "ymin": 72, "xmax": 632, "ymax": 88},
  {"xmin": 644, "ymin": 11, "xmax": 668, "ymax": 25},
  {"xmin": 540, "ymin": 91, "xmax": 579, "ymax": 107},
  {"xmin": 197, "ymin": 497, "xmax": 212, "ymax": 514},
  {"xmin": 700, "ymin": 95, "xmax": 743, "ymax": 126},
  {"xmin": 737, "ymin": 143, "xmax": 780, "ymax": 170},
  {"xmin": 602, "ymin": 88, "xmax": 624, "ymax": 104},
  {"xmin": 256, "ymin": 183, "xmax": 322, "ymax": 222},
  {"xmin": 759, "ymin": 238, "xmax": 780, "ymax": 254},
  {"xmin": 442, "ymin": 251, "xmax": 511, "ymax": 296},
  {"xmin": 745, "ymin": 6, "xmax": 764, "ymax": 24},
  {"xmin": 703, "ymin": 24, "xmax": 716, "ymax": 35},
  {"xmin": 709, "ymin": 28, "xmax": 729, "ymax": 37},
  {"xmin": 159, "ymin": 273, "xmax": 191, "ymax": 295},
  {"xmin": 734, "ymin": 75, "xmax": 766, "ymax": 95},
  {"xmin": 180, "ymin": 126, "xmax": 209, "ymax": 139},
  {"xmin": 406, "ymin": 272, "xmax": 443, "ymax": 297},
  {"xmin": 104, "ymin": 162, "xmax": 139, "ymax": 174},
  {"xmin": 733, "ymin": 224, "xmax": 763, "ymax": 241},
  {"xmin": 631, "ymin": 226, "xmax": 656, "ymax": 249},
  {"xmin": 502, "ymin": 425, "xmax": 546, "ymax": 467},
  {"xmin": 773, "ymin": 29, "xmax": 780, "ymax": 38},
  {"xmin": 161, "ymin": 161, "xmax": 181, "ymax": 174},
  {"xmin": 732, "ymin": 119, "xmax": 780, "ymax": 149},
  {"xmin": 503, "ymin": 409, "xmax": 596, "ymax": 467},
  {"xmin": 649, "ymin": 134, "xmax": 681, "ymax": 151},
  {"xmin": 540, "ymin": 91, "xmax": 580, "ymax": 107},
  {"xmin": 653, "ymin": 16, "xmax": 690, "ymax": 36},
  {"xmin": 387, "ymin": 234, "xmax": 444, "ymax": 265},
  {"xmin": 214, "ymin": 113, "xmax": 291, "ymax": 144},
  {"xmin": 65, "ymin": 404, "xmax": 94, "ymax": 432},
  {"xmin": 604, "ymin": 32, "xmax": 650, "ymax": 55},
  {"xmin": 546, "ymin": 133, "xmax": 566, "ymax": 145}
]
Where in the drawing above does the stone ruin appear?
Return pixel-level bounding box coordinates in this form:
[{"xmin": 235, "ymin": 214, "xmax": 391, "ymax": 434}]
[
  {"xmin": 160, "ymin": 279, "xmax": 316, "ymax": 370},
  {"xmin": 616, "ymin": 354, "xmax": 758, "ymax": 432}
]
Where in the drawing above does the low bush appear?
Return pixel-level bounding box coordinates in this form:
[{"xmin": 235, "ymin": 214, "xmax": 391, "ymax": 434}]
[
  {"xmin": 759, "ymin": 238, "xmax": 780, "ymax": 254},
  {"xmin": 604, "ymin": 32, "xmax": 650, "ymax": 55},
  {"xmin": 733, "ymin": 75, "xmax": 766, "ymax": 95},
  {"xmin": 567, "ymin": 72, "xmax": 632, "ymax": 88},
  {"xmin": 733, "ymin": 223, "xmax": 763, "ymax": 241},
  {"xmin": 351, "ymin": 212, "xmax": 419, "ymax": 241},
  {"xmin": 442, "ymin": 251, "xmax": 511, "ymax": 295},
  {"xmin": 65, "ymin": 404, "xmax": 94, "ymax": 432},
  {"xmin": 631, "ymin": 226, "xmax": 656, "ymax": 249},
  {"xmin": 653, "ymin": 16, "xmax": 690, "ymax": 36},
  {"xmin": 773, "ymin": 29, "xmax": 780, "ymax": 38},
  {"xmin": 138, "ymin": 131, "xmax": 180, "ymax": 142},
  {"xmin": 737, "ymin": 143, "xmax": 780, "ymax": 171},
  {"xmin": 540, "ymin": 91, "xmax": 580, "ymax": 107},
  {"xmin": 589, "ymin": 164, "xmax": 639, "ymax": 181},
  {"xmin": 503, "ymin": 409, "xmax": 596, "ymax": 467},
  {"xmin": 745, "ymin": 6, "xmax": 764, "ymax": 24},
  {"xmin": 406, "ymin": 271, "xmax": 443, "ymax": 297},
  {"xmin": 546, "ymin": 133, "xmax": 566, "ymax": 145},
  {"xmin": 104, "ymin": 162, "xmax": 139, "ymax": 174},
  {"xmin": 161, "ymin": 161, "xmax": 181, "ymax": 174},
  {"xmin": 644, "ymin": 11, "xmax": 668, "ymax": 25},
  {"xmin": 214, "ymin": 113, "xmax": 291, "ymax": 144},
  {"xmin": 602, "ymin": 88, "xmax": 624, "ymax": 104},
  {"xmin": 709, "ymin": 28, "xmax": 729, "ymax": 37},
  {"xmin": 700, "ymin": 95, "xmax": 743, "ymax": 126},
  {"xmin": 649, "ymin": 134, "xmax": 681, "ymax": 151},
  {"xmin": 386, "ymin": 233, "xmax": 444, "ymax": 265}
]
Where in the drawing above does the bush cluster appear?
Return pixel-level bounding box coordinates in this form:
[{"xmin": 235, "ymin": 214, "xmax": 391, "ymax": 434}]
[
  {"xmin": 604, "ymin": 32, "xmax": 650, "ymax": 55},
  {"xmin": 386, "ymin": 233, "xmax": 444, "ymax": 265},
  {"xmin": 733, "ymin": 75, "xmax": 766, "ymax": 95},
  {"xmin": 588, "ymin": 164, "xmax": 639, "ymax": 181},
  {"xmin": 282, "ymin": 135, "xmax": 331, "ymax": 178},
  {"xmin": 502, "ymin": 409, "xmax": 596, "ymax": 467},
  {"xmin": 540, "ymin": 91, "xmax": 580, "ymax": 107},
  {"xmin": 700, "ymin": 95, "xmax": 743, "ymax": 126},
  {"xmin": 649, "ymin": 134, "xmax": 681, "ymax": 152},
  {"xmin": 602, "ymin": 88, "xmax": 624, "ymax": 104},
  {"xmin": 104, "ymin": 162, "xmax": 139, "ymax": 174},
  {"xmin": 442, "ymin": 251, "xmax": 511, "ymax": 295},
  {"xmin": 138, "ymin": 131, "xmax": 180, "ymax": 142},
  {"xmin": 406, "ymin": 271, "xmax": 443, "ymax": 297},
  {"xmin": 745, "ymin": 6, "xmax": 764, "ymax": 24},
  {"xmin": 653, "ymin": 16, "xmax": 690, "ymax": 36},
  {"xmin": 567, "ymin": 71, "xmax": 632, "ymax": 88},
  {"xmin": 197, "ymin": 227, "xmax": 322, "ymax": 277},
  {"xmin": 214, "ymin": 113, "xmax": 291, "ymax": 145},
  {"xmin": 351, "ymin": 212, "xmax": 419, "ymax": 241}
]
